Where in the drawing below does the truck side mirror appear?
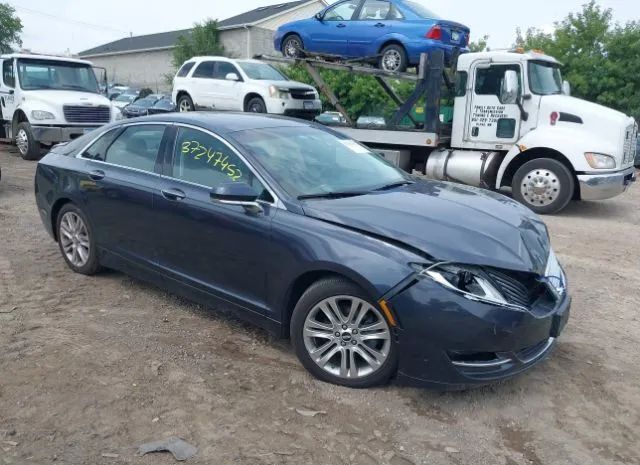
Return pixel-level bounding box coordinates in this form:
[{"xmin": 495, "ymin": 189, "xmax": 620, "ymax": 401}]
[
  {"xmin": 562, "ymin": 80, "xmax": 571, "ymax": 96},
  {"xmin": 500, "ymin": 70, "xmax": 519, "ymax": 105}
]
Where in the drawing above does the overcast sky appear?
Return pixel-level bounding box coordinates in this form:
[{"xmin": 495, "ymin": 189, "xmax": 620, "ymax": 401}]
[{"xmin": 10, "ymin": 0, "xmax": 639, "ymax": 55}]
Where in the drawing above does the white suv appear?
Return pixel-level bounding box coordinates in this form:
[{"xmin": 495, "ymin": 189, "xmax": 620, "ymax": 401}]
[{"xmin": 171, "ymin": 56, "xmax": 322, "ymax": 119}]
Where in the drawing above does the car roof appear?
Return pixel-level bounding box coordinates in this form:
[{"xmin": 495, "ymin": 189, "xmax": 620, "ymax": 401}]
[{"xmin": 137, "ymin": 112, "xmax": 313, "ymax": 134}]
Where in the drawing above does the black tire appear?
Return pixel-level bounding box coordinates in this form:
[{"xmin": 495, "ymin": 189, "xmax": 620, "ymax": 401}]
[
  {"xmin": 290, "ymin": 278, "xmax": 398, "ymax": 388},
  {"xmin": 282, "ymin": 34, "xmax": 305, "ymax": 58},
  {"xmin": 177, "ymin": 94, "xmax": 194, "ymax": 112},
  {"xmin": 512, "ymin": 158, "xmax": 575, "ymax": 215},
  {"xmin": 378, "ymin": 44, "xmax": 408, "ymax": 73},
  {"xmin": 56, "ymin": 203, "xmax": 101, "ymax": 275},
  {"xmin": 245, "ymin": 96, "xmax": 267, "ymax": 114},
  {"xmin": 15, "ymin": 122, "xmax": 42, "ymax": 160}
]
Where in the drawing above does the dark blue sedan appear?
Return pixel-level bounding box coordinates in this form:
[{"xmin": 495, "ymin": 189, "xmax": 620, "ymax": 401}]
[
  {"xmin": 35, "ymin": 113, "xmax": 569, "ymax": 389},
  {"xmin": 274, "ymin": 0, "xmax": 470, "ymax": 72}
]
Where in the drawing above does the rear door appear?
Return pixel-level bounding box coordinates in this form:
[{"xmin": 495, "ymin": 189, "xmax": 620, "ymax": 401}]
[
  {"xmin": 190, "ymin": 60, "xmax": 216, "ymax": 109},
  {"xmin": 348, "ymin": 0, "xmax": 402, "ymax": 57},
  {"xmin": 310, "ymin": 0, "xmax": 361, "ymax": 56},
  {"xmin": 77, "ymin": 123, "xmax": 170, "ymax": 266}
]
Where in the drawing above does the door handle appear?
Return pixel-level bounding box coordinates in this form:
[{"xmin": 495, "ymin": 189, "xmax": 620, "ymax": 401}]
[
  {"xmin": 374, "ymin": 22, "xmax": 385, "ymax": 28},
  {"xmin": 337, "ymin": 23, "xmax": 347, "ymax": 28},
  {"xmin": 161, "ymin": 188, "xmax": 186, "ymax": 201},
  {"xmin": 89, "ymin": 170, "xmax": 105, "ymax": 181}
]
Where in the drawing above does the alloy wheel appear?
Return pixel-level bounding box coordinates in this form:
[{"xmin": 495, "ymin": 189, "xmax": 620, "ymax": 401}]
[
  {"xmin": 303, "ymin": 296, "xmax": 391, "ymax": 380},
  {"xmin": 520, "ymin": 169, "xmax": 561, "ymax": 207},
  {"xmin": 16, "ymin": 129, "xmax": 29, "ymax": 156},
  {"xmin": 179, "ymin": 99, "xmax": 192, "ymax": 112},
  {"xmin": 382, "ymin": 50, "xmax": 401, "ymax": 72},
  {"xmin": 284, "ymin": 38, "xmax": 302, "ymax": 58},
  {"xmin": 59, "ymin": 212, "xmax": 91, "ymax": 268}
]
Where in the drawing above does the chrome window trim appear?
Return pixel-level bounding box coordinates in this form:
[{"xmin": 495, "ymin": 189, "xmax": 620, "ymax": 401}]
[{"xmin": 169, "ymin": 123, "xmax": 285, "ymax": 210}]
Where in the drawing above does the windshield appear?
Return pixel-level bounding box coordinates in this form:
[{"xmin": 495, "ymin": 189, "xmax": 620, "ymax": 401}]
[
  {"xmin": 528, "ymin": 60, "xmax": 563, "ymax": 95},
  {"xmin": 238, "ymin": 62, "xmax": 288, "ymax": 81},
  {"xmin": 231, "ymin": 126, "xmax": 408, "ymax": 198},
  {"xmin": 17, "ymin": 59, "xmax": 99, "ymax": 93},
  {"xmin": 400, "ymin": 1, "xmax": 441, "ymax": 19},
  {"xmin": 115, "ymin": 94, "xmax": 136, "ymax": 102}
]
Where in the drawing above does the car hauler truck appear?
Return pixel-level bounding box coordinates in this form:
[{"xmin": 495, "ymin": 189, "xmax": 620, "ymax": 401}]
[
  {"xmin": 0, "ymin": 54, "xmax": 120, "ymax": 160},
  {"xmin": 258, "ymin": 49, "xmax": 637, "ymax": 214}
]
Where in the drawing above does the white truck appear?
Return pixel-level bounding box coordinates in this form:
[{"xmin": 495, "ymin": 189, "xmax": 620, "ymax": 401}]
[
  {"xmin": 260, "ymin": 49, "xmax": 637, "ymax": 214},
  {"xmin": 0, "ymin": 54, "xmax": 120, "ymax": 160}
]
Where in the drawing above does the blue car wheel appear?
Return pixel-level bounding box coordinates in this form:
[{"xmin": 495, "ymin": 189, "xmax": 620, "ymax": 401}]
[
  {"xmin": 282, "ymin": 34, "xmax": 304, "ymax": 58},
  {"xmin": 379, "ymin": 44, "xmax": 408, "ymax": 73}
]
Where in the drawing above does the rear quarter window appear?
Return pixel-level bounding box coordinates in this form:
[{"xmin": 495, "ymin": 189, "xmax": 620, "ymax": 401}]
[{"xmin": 177, "ymin": 62, "xmax": 196, "ymax": 77}]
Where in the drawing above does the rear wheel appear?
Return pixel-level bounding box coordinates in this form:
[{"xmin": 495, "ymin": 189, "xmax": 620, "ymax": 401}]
[
  {"xmin": 291, "ymin": 278, "xmax": 397, "ymax": 388},
  {"xmin": 378, "ymin": 44, "xmax": 408, "ymax": 73},
  {"xmin": 512, "ymin": 158, "xmax": 575, "ymax": 215},
  {"xmin": 177, "ymin": 94, "xmax": 194, "ymax": 112},
  {"xmin": 15, "ymin": 122, "xmax": 41, "ymax": 160},
  {"xmin": 56, "ymin": 204, "xmax": 101, "ymax": 275},
  {"xmin": 282, "ymin": 34, "xmax": 304, "ymax": 58},
  {"xmin": 245, "ymin": 96, "xmax": 267, "ymax": 114}
]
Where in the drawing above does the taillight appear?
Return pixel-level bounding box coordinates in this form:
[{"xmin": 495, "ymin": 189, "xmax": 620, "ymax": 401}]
[{"xmin": 425, "ymin": 25, "xmax": 442, "ymax": 41}]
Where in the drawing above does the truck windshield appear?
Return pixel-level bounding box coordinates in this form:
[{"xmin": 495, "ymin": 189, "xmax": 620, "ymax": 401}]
[
  {"xmin": 17, "ymin": 59, "xmax": 99, "ymax": 93},
  {"xmin": 528, "ymin": 61, "xmax": 563, "ymax": 95}
]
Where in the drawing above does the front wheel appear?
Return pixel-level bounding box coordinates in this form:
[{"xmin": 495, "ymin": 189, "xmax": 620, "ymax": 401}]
[
  {"xmin": 245, "ymin": 96, "xmax": 267, "ymax": 114},
  {"xmin": 15, "ymin": 122, "xmax": 41, "ymax": 160},
  {"xmin": 282, "ymin": 34, "xmax": 304, "ymax": 58},
  {"xmin": 512, "ymin": 158, "xmax": 575, "ymax": 215},
  {"xmin": 291, "ymin": 278, "xmax": 397, "ymax": 388}
]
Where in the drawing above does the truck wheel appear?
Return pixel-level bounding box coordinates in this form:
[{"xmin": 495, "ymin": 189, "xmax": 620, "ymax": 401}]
[
  {"xmin": 379, "ymin": 44, "xmax": 408, "ymax": 73},
  {"xmin": 246, "ymin": 96, "xmax": 266, "ymax": 114},
  {"xmin": 512, "ymin": 158, "xmax": 574, "ymax": 215},
  {"xmin": 15, "ymin": 122, "xmax": 42, "ymax": 160}
]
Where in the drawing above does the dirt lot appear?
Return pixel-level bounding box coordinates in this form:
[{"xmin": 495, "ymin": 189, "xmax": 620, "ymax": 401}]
[{"xmin": 0, "ymin": 146, "xmax": 638, "ymax": 465}]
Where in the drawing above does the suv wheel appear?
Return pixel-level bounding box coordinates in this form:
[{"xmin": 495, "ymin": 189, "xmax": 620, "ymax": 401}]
[
  {"xmin": 246, "ymin": 96, "xmax": 267, "ymax": 113},
  {"xmin": 178, "ymin": 94, "xmax": 194, "ymax": 112},
  {"xmin": 291, "ymin": 278, "xmax": 397, "ymax": 388},
  {"xmin": 15, "ymin": 122, "xmax": 41, "ymax": 160}
]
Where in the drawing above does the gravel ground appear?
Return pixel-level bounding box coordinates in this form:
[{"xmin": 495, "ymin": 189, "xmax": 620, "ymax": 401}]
[{"xmin": 1, "ymin": 146, "xmax": 639, "ymax": 465}]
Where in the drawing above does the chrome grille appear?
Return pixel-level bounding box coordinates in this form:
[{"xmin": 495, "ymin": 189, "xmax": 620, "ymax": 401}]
[
  {"xmin": 63, "ymin": 105, "xmax": 111, "ymax": 124},
  {"xmin": 623, "ymin": 123, "xmax": 637, "ymax": 165}
]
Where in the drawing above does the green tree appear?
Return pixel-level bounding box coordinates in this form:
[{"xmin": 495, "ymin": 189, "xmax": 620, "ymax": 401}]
[
  {"xmin": 171, "ymin": 19, "xmax": 225, "ymax": 71},
  {"xmin": 469, "ymin": 35, "xmax": 490, "ymax": 53},
  {"xmin": 0, "ymin": 3, "xmax": 23, "ymax": 53},
  {"xmin": 516, "ymin": 1, "xmax": 640, "ymax": 119}
]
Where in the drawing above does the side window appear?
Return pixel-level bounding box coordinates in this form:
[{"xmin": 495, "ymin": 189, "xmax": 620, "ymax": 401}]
[
  {"xmin": 177, "ymin": 62, "xmax": 195, "ymax": 77},
  {"xmin": 82, "ymin": 129, "xmax": 121, "ymax": 161},
  {"xmin": 214, "ymin": 62, "xmax": 240, "ymax": 80},
  {"xmin": 104, "ymin": 125, "xmax": 165, "ymax": 171},
  {"xmin": 455, "ymin": 71, "xmax": 468, "ymax": 97},
  {"xmin": 192, "ymin": 61, "xmax": 215, "ymax": 79},
  {"xmin": 2, "ymin": 60, "xmax": 15, "ymax": 88},
  {"xmin": 475, "ymin": 65, "xmax": 521, "ymax": 98},
  {"xmin": 173, "ymin": 127, "xmax": 270, "ymax": 200},
  {"xmin": 358, "ymin": 0, "xmax": 390, "ymax": 20},
  {"xmin": 324, "ymin": 0, "xmax": 360, "ymax": 21}
]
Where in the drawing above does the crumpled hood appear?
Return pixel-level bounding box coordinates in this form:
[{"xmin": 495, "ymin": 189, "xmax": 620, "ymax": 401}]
[{"xmin": 302, "ymin": 181, "xmax": 551, "ymax": 275}]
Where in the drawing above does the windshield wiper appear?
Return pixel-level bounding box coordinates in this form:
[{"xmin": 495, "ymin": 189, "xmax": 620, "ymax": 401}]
[
  {"xmin": 373, "ymin": 180, "xmax": 415, "ymax": 191},
  {"xmin": 298, "ymin": 191, "xmax": 369, "ymax": 200}
]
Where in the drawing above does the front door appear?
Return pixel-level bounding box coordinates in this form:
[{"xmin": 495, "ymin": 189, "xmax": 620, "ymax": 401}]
[
  {"xmin": 154, "ymin": 125, "xmax": 276, "ymax": 314},
  {"xmin": 466, "ymin": 62, "xmax": 523, "ymax": 149},
  {"xmin": 0, "ymin": 59, "xmax": 17, "ymax": 130},
  {"xmin": 310, "ymin": 0, "xmax": 361, "ymax": 56},
  {"xmin": 78, "ymin": 123, "xmax": 169, "ymax": 266},
  {"xmin": 211, "ymin": 61, "xmax": 243, "ymax": 111}
]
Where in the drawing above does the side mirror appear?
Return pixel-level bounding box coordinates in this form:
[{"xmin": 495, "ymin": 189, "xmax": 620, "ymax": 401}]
[
  {"xmin": 314, "ymin": 12, "xmax": 324, "ymax": 21},
  {"xmin": 562, "ymin": 80, "xmax": 571, "ymax": 96},
  {"xmin": 225, "ymin": 72, "xmax": 240, "ymax": 81},
  {"xmin": 210, "ymin": 182, "xmax": 263, "ymax": 214},
  {"xmin": 500, "ymin": 70, "xmax": 519, "ymax": 105}
]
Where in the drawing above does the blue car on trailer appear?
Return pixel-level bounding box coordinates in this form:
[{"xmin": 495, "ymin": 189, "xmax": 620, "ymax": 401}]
[{"xmin": 274, "ymin": 0, "xmax": 470, "ymax": 72}]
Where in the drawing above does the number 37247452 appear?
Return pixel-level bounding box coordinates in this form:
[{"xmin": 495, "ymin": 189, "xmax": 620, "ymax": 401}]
[{"xmin": 181, "ymin": 141, "xmax": 242, "ymax": 181}]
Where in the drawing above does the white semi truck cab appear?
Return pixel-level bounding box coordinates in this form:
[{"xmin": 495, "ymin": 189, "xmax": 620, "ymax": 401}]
[
  {"xmin": 262, "ymin": 49, "xmax": 637, "ymax": 214},
  {"xmin": 0, "ymin": 54, "xmax": 120, "ymax": 160}
]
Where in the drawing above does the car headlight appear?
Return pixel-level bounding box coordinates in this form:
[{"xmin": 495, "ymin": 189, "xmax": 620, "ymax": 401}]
[
  {"xmin": 417, "ymin": 263, "xmax": 525, "ymax": 311},
  {"xmin": 269, "ymin": 85, "xmax": 289, "ymax": 99},
  {"xmin": 544, "ymin": 249, "xmax": 566, "ymax": 297},
  {"xmin": 584, "ymin": 152, "xmax": 616, "ymax": 169},
  {"xmin": 31, "ymin": 110, "xmax": 55, "ymax": 120}
]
